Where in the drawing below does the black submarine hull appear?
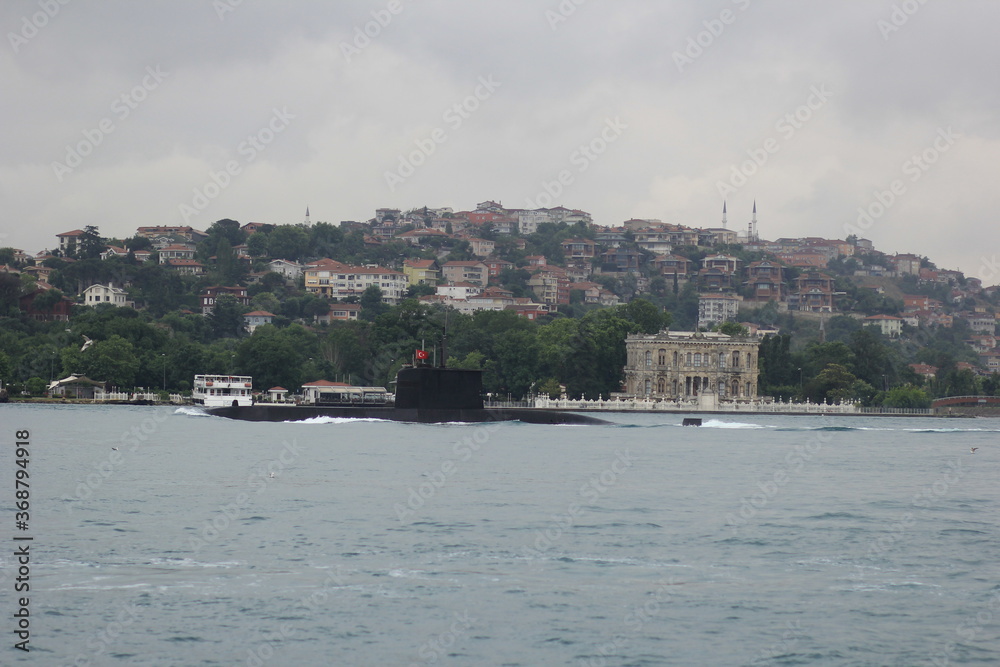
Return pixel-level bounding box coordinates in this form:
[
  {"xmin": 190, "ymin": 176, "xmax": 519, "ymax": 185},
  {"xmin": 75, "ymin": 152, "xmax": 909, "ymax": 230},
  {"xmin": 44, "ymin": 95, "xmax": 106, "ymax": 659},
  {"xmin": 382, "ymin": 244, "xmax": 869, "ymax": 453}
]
[
  {"xmin": 205, "ymin": 405, "xmax": 609, "ymax": 425},
  {"xmin": 205, "ymin": 367, "xmax": 610, "ymax": 424}
]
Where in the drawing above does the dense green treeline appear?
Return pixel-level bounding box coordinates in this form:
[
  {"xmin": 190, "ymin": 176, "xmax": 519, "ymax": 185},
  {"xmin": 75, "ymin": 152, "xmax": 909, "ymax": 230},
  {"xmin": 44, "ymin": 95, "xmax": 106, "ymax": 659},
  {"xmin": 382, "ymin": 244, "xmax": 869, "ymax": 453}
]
[
  {"xmin": 0, "ymin": 298, "xmax": 668, "ymax": 400},
  {"xmin": 2, "ymin": 298, "xmax": 997, "ymax": 405},
  {"xmin": 757, "ymin": 325, "xmax": 1000, "ymax": 408}
]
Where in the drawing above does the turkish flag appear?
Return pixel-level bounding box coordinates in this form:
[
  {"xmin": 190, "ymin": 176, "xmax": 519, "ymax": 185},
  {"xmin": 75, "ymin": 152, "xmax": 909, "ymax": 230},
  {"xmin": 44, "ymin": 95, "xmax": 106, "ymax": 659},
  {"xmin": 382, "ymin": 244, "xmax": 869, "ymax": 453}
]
[{"xmin": 415, "ymin": 349, "xmax": 429, "ymax": 360}]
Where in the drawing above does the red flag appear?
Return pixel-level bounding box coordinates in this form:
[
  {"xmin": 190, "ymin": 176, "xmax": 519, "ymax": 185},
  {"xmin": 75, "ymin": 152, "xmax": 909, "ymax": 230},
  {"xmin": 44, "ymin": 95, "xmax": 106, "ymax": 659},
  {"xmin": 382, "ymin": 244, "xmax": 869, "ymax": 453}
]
[{"xmin": 415, "ymin": 349, "xmax": 429, "ymax": 360}]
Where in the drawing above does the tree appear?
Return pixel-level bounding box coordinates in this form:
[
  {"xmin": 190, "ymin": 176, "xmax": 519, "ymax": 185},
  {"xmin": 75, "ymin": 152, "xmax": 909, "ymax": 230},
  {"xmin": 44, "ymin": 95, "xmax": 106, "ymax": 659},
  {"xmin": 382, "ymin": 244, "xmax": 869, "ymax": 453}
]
[
  {"xmin": 235, "ymin": 327, "xmax": 306, "ymax": 391},
  {"xmin": 450, "ymin": 350, "xmax": 485, "ymax": 371},
  {"xmin": 124, "ymin": 235, "xmax": 153, "ymax": 252},
  {"xmin": 323, "ymin": 322, "xmax": 373, "ymax": 382},
  {"xmin": 758, "ymin": 334, "xmax": 797, "ymax": 399},
  {"xmin": 622, "ymin": 298, "xmax": 668, "ymax": 334},
  {"xmin": 537, "ymin": 377, "xmax": 563, "ymax": 399},
  {"xmin": 881, "ymin": 385, "xmax": 931, "ymax": 409},
  {"xmin": 309, "ymin": 222, "xmax": 344, "ymax": 259},
  {"xmin": 65, "ymin": 335, "xmax": 140, "ymax": 388},
  {"xmin": 246, "ymin": 232, "xmax": 269, "ymax": 258},
  {"xmin": 78, "ymin": 225, "xmax": 105, "ymax": 259},
  {"xmin": 0, "ymin": 349, "xmax": 13, "ymax": 384},
  {"xmin": 268, "ymin": 225, "xmax": 311, "ymax": 261},
  {"xmin": 804, "ymin": 341, "xmax": 855, "ymax": 378},
  {"xmin": 214, "ymin": 237, "xmax": 244, "ymax": 286},
  {"xmin": 803, "ymin": 363, "xmax": 859, "ymax": 404},
  {"xmin": 250, "ymin": 292, "xmax": 281, "ymax": 315},
  {"xmin": 536, "ymin": 318, "xmax": 598, "ymax": 398},
  {"xmin": 204, "ymin": 219, "xmax": 246, "ymax": 248},
  {"xmin": 209, "ymin": 294, "xmax": 246, "ymax": 338},
  {"xmin": 360, "ymin": 285, "xmax": 389, "ymax": 321},
  {"xmin": 849, "ymin": 327, "xmax": 894, "ymax": 389},
  {"xmin": 581, "ymin": 308, "xmax": 642, "ymax": 398},
  {"xmin": 0, "ymin": 273, "xmax": 22, "ymax": 316},
  {"xmin": 981, "ymin": 373, "xmax": 1000, "ymax": 397},
  {"xmin": 936, "ymin": 367, "xmax": 979, "ymax": 397},
  {"xmin": 717, "ymin": 321, "xmax": 750, "ymax": 337},
  {"xmin": 25, "ymin": 377, "xmax": 47, "ymax": 396},
  {"xmin": 406, "ymin": 284, "xmax": 436, "ymax": 298},
  {"xmin": 824, "ymin": 315, "xmax": 861, "ymax": 344},
  {"xmin": 31, "ymin": 288, "xmax": 65, "ymax": 313},
  {"xmin": 132, "ymin": 265, "xmax": 191, "ymax": 316}
]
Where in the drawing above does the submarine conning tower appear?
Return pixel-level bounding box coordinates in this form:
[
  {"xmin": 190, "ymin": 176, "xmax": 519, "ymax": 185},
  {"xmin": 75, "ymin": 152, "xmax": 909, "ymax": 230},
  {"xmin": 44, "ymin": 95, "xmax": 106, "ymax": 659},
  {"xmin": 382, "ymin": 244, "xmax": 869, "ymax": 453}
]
[{"xmin": 394, "ymin": 366, "xmax": 484, "ymax": 410}]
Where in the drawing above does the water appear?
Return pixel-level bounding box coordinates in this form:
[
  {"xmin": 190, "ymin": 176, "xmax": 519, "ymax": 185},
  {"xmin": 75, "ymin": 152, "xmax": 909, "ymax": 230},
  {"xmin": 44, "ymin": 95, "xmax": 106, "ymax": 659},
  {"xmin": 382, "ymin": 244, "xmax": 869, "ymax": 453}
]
[{"xmin": 2, "ymin": 404, "xmax": 999, "ymax": 666}]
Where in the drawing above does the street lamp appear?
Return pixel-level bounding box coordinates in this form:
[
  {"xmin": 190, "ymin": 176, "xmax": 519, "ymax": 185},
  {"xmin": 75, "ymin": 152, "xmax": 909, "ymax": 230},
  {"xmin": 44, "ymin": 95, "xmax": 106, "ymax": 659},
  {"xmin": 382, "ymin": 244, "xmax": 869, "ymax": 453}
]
[
  {"xmin": 161, "ymin": 354, "xmax": 166, "ymax": 391},
  {"xmin": 798, "ymin": 367, "xmax": 803, "ymax": 393}
]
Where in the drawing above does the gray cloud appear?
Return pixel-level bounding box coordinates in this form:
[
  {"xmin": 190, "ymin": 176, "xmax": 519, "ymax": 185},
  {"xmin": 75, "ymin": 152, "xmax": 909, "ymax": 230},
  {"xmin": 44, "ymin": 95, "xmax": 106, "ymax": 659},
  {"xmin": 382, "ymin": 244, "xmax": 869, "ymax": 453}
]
[{"xmin": 2, "ymin": 0, "xmax": 997, "ymax": 277}]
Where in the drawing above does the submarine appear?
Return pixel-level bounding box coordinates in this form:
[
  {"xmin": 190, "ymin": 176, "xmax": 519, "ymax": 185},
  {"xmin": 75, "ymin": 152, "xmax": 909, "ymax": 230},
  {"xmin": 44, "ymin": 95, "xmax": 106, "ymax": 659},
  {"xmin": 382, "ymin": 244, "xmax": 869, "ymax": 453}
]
[{"xmin": 206, "ymin": 364, "xmax": 610, "ymax": 425}]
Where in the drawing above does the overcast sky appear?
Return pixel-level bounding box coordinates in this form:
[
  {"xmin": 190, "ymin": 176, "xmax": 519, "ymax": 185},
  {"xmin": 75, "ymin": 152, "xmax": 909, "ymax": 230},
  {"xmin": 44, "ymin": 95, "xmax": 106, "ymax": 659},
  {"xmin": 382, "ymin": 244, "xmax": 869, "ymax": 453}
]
[{"xmin": 2, "ymin": 0, "xmax": 997, "ymax": 280}]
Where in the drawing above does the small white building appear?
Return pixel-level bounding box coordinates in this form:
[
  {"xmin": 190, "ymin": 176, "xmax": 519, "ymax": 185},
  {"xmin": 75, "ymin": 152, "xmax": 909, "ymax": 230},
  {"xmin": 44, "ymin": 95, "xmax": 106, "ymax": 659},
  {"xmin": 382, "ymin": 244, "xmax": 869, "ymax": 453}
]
[
  {"xmin": 83, "ymin": 283, "xmax": 132, "ymax": 308},
  {"xmin": 316, "ymin": 303, "xmax": 362, "ymax": 324},
  {"xmin": 863, "ymin": 314, "xmax": 903, "ymax": 338},
  {"xmin": 100, "ymin": 246, "xmax": 129, "ymax": 260},
  {"xmin": 158, "ymin": 244, "xmax": 197, "ymax": 264},
  {"xmin": 437, "ymin": 282, "xmax": 483, "ymax": 300},
  {"xmin": 268, "ymin": 259, "xmax": 303, "ymax": 281},
  {"xmin": 244, "ymin": 310, "xmax": 276, "ymax": 333},
  {"xmin": 266, "ymin": 386, "xmax": 289, "ymax": 403}
]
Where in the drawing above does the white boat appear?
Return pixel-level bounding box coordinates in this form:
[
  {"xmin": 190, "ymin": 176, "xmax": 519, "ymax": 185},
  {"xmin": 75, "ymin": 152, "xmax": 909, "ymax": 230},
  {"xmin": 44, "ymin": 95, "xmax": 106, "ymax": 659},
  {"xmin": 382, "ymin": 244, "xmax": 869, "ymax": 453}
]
[{"xmin": 193, "ymin": 374, "xmax": 253, "ymax": 407}]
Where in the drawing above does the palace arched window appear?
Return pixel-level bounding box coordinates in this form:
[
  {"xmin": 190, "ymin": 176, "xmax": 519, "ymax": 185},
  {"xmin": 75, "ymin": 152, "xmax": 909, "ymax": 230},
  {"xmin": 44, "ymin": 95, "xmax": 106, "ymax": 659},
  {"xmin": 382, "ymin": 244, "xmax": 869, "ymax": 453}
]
[
  {"xmin": 657, "ymin": 378, "xmax": 665, "ymax": 393},
  {"xmin": 645, "ymin": 351, "xmax": 652, "ymax": 368},
  {"xmin": 693, "ymin": 353, "xmax": 702, "ymax": 367},
  {"xmin": 644, "ymin": 378, "xmax": 652, "ymax": 395},
  {"xmin": 658, "ymin": 349, "xmax": 666, "ymax": 366}
]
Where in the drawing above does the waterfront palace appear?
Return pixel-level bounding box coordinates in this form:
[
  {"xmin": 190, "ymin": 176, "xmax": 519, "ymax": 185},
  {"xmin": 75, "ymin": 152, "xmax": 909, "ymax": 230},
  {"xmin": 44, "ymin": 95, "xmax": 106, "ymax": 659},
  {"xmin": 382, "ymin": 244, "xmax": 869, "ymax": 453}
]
[{"xmin": 622, "ymin": 330, "xmax": 759, "ymax": 400}]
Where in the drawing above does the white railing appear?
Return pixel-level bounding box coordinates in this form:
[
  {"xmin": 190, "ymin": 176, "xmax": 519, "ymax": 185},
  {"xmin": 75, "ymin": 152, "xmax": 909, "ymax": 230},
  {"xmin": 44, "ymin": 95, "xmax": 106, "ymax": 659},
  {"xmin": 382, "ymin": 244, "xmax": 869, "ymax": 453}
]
[
  {"xmin": 92, "ymin": 391, "xmax": 185, "ymax": 403},
  {"xmin": 532, "ymin": 396, "xmax": 863, "ymax": 414},
  {"xmin": 531, "ymin": 396, "xmax": 940, "ymax": 415},
  {"xmin": 94, "ymin": 391, "xmax": 130, "ymax": 402},
  {"xmin": 484, "ymin": 400, "xmax": 533, "ymax": 409},
  {"xmin": 858, "ymin": 406, "xmax": 933, "ymax": 415}
]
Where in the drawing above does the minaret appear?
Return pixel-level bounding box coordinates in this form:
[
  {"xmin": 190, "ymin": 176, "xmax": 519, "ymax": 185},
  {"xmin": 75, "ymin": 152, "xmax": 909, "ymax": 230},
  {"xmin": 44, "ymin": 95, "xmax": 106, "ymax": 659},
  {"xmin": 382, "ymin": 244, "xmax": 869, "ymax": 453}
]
[
  {"xmin": 751, "ymin": 200, "xmax": 758, "ymax": 242},
  {"xmin": 304, "ymin": 206, "xmax": 311, "ymax": 226},
  {"xmin": 722, "ymin": 201, "xmax": 727, "ymax": 229}
]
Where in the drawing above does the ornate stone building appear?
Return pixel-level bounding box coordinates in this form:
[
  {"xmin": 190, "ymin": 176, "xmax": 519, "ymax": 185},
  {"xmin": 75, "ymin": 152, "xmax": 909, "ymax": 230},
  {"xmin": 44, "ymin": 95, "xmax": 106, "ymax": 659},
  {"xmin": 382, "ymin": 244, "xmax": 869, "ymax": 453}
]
[{"xmin": 622, "ymin": 330, "xmax": 759, "ymax": 401}]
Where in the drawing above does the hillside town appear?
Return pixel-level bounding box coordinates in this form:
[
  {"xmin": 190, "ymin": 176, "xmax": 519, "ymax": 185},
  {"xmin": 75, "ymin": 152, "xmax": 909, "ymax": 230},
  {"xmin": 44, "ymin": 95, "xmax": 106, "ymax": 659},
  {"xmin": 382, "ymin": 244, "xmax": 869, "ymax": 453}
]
[{"xmin": 1, "ymin": 199, "xmax": 998, "ymax": 407}]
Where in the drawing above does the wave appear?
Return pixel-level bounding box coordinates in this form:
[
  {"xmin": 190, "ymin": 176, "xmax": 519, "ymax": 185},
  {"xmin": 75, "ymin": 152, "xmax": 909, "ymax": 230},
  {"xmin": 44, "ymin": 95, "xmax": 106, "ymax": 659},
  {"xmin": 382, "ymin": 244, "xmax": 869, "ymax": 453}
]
[
  {"xmin": 699, "ymin": 419, "xmax": 771, "ymax": 429},
  {"xmin": 173, "ymin": 406, "xmax": 211, "ymax": 417},
  {"xmin": 146, "ymin": 558, "xmax": 244, "ymax": 568},
  {"xmin": 283, "ymin": 416, "xmax": 388, "ymax": 424}
]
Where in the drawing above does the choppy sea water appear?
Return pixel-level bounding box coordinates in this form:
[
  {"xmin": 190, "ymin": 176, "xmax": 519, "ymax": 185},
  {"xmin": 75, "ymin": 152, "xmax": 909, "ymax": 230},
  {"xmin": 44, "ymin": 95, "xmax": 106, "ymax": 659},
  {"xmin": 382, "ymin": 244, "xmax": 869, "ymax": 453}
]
[{"xmin": 2, "ymin": 404, "xmax": 999, "ymax": 666}]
